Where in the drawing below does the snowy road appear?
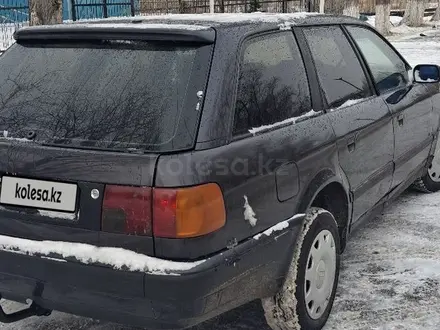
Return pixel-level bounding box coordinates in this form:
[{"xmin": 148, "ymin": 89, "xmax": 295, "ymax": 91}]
[{"xmin": 1, "ymin": 30, "xmax": 440, "ymax": 330}]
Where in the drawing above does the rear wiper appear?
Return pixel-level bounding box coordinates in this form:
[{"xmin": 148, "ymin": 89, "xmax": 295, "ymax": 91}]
[{"xmin": 38, "ymin": 142, "xmax": 146, "ymax": 154}]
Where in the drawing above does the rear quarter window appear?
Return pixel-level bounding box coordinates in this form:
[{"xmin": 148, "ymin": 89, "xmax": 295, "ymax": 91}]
[{"xmin": 233, "ymin": 32, "xmax": 311, "ymax": 136}]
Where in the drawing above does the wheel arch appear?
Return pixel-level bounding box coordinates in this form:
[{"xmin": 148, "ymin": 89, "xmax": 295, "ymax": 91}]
[{"xmin": 297, "ymin": 169, "xmax": 352, "ymax": 251}]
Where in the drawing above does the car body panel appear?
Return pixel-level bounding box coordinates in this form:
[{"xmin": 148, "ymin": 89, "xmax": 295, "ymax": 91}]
[
  {"xmin": 386, "ymin": 84, "xmax": 438, "ymax": 188},
  {"xmin": 327, "ymin": 96, "xmax": 394, "ymax": 222},
  {"xmin": 0, "ymin": 214, "xmax": 304, "ymax": 329},
  {"xmin": 0, "ymin": 142, "xmax": 157, "ymax": 254},
  {"xmin": 155, "ymin": 113, "xmax": 335, "ymax": 259}
]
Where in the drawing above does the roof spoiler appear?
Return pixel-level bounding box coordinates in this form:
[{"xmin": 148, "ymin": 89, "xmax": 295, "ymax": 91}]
[{"xmin": 14, "ymin": 26, "xmax": 216, "ymax": 44}]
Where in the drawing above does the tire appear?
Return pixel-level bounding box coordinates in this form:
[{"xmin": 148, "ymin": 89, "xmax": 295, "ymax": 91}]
[
  {"xmin": 262, "ymin": 208, "xmax": 341, "ymax": 330},
  {"xmin": 413, "ymin": 140, "xmax": 440, "ymax": 193},
  {"xmin": 412, "ymin": 177, "xmax": 439, "ymax": 193}
]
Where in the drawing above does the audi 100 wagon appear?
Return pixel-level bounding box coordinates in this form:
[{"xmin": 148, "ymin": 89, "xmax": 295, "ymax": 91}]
[{"xmin": 0, "ymin": 12, "xmax": 439, "ymax": 330}]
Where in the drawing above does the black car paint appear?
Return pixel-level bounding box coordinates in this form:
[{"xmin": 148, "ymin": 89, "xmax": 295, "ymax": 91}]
[
  {"xmin": 157, "ymin": 21, "xmax": 438, "ymax": 259},
  {"xmin": 155, "ymin": 117, "xmax": 337, "ymax": 259},
  {"xmin": 0, "ymin": 14, "xmax": 438, "ymax": 328},
  {"xmin": 14, "ymin": 25, "xmax": 217, "ymax": 44},
  {"xmin": 388, "ymin": 84, "xmax": 437, "ymax": 188},
  {"xmin": 0, "ymin": 215, "xmax": 304, "ymax": 329},
  {"xmin": 0, "ymin": 143, "xmax": 157, "ymax": 254},
  {"xmin": 326, "ymin": 96, "xmax": 395, "ymax": 222}
]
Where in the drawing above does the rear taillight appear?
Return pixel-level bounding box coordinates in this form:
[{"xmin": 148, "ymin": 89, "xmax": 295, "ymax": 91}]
[
  {"xmin": 101, "ymin": 185, "xmax": 152, "ymax": 235},
  {"xmin": 101, "ymin": 183, "xmax": 226, "ymax": 238},
  {"xmin": 153, "ymin": 183, "xmax": 226, "ymax": 238}
]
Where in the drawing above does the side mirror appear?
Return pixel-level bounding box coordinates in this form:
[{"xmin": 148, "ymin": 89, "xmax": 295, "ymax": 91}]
[{"xmin": 413, "ymin": 64, "xmax": 440, "ymax": 83}]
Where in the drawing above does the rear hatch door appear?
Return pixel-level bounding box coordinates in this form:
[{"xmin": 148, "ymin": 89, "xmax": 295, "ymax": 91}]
[{"xmin": 0, "ymin": 26, "xmax": 214, "ymax": 255}]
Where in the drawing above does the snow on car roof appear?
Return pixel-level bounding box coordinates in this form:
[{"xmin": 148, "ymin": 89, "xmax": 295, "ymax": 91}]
[
  {"xmin": 19, "ymin": 13, "xmax": 365, "ymax": 35},
  {"xmin": 99, "ymin": 11, "xmax": 319, "ymax": 24},
  {"xmin": 71, "ymin": 12, "xmax": 325, "ymax": 29}
]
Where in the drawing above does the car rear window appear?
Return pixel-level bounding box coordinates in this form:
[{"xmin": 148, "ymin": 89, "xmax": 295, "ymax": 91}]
[{"xmin": 0, "ymin": 40, "xmax": 212, "ymax": 152}]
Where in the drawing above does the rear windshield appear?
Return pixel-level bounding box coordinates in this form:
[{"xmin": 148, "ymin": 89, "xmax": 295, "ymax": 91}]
[{"xmin": 0, "ymin": 40, "xmax": 212, "ymax": 152}]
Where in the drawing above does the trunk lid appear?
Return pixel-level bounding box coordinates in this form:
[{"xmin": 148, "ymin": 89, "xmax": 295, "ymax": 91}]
[{"xmin": 0, "ymin": 142, "xmax": 158, "ymax": 254}]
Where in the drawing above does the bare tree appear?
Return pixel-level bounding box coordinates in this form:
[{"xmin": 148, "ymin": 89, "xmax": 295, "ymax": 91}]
[
  {"xmin": 216, "ymin": 0, "xmax": 225, "ymax": 12},
  {"xmin": 401, "ymin": 0, "xmax": 425, "ymax": 26},
  {"xmin": 29, "ymin": 0, "xmax": 62, "ymax": 25},
  {"xmin": 319, "ymin": 0, "xmax": 325, "ymax": 13},
  {"xmin": 248, "ymin": 0, "xmax": 262, "ymax": 12},
  {"xmin": 325, "ymin": 0, "xmax": 358, "ymax": 15},
  {"xmin": 343, "ymin": 0, "xmax": 359, "ymax": 17},
  {"xmin": 178, "ymin": 0, "xmax": 189, "ymax": 13},
  {"xmin": 376, "ymin": 0, "xmax": 392, "ymax": 35},
  {"xmin": 325, "ymin": 0, "xmax": 343, "ymax": 14},
  {"xmin": 431, "ymin": 0, "xmax": 440, "ymax": 21}
]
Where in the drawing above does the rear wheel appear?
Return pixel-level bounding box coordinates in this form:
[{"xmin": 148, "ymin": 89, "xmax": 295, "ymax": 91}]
[
  {"xmin": 414, "ymin": 140, "xmax": 440, "ymax": 193},
  {"xmin": 262, "ymin": 208, "xmax": 340, "ymax": 330}
]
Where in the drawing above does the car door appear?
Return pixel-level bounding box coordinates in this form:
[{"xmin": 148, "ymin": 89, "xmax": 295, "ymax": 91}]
[
  {"xmin": 301, "ymin": 25, "xmax": 395, "ymax": 222},
  {"xmin": 346, "ymin": 25, "xmax": 437, "ymax": 189}
]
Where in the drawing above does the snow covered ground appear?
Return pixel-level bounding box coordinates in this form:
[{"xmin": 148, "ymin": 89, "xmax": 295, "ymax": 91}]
[
  {"xmin": 325, "ymin": 191, "xmax": 440, "ymax": 329},
  {"xmin": 393, "ymin": 29, "xmax": 440, "ymax": 67},
  {"xmin": 1, "ymin": 15, "xmax": 440, "ymax": 330},
  {"xmin": 367, "ymin": 15, "xmax": 439, "ymax": 39}
]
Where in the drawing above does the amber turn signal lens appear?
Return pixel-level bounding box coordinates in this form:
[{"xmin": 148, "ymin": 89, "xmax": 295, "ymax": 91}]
[{"xmin": 153, "ymin": 183, "xmax": 226, "ymax": 238}]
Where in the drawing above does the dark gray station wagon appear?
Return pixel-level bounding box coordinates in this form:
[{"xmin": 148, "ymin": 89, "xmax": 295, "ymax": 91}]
[{"xmin": 0, "ymin": 12, "xmax": 439, "ymax": 330}]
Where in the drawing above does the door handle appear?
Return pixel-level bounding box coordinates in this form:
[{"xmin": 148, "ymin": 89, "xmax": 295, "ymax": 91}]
[
  {"xmin": 398, "ymin": 114, "xmax": 404, "ymax": 126},
  {"xmin": 347, "ymin": 135, "xmax": 356, "ymax": 153}
]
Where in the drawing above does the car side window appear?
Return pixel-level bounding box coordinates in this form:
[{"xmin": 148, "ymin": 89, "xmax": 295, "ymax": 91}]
[
  {"xmin": 303, "ymin": 26, "xmax": 372, "ymax": 109},
  {"xmin": 346, "ymin": 26, "xmax": 409, "ymax": 94},
  {"xmin": 233, "ymin": 32, "xmax": 311, "ymax": 136}
]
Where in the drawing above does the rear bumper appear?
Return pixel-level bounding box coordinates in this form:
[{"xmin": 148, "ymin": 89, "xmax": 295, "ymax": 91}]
[{"xmin": 0, "ymin": 215, "xmax": 304, "ymax": 329}]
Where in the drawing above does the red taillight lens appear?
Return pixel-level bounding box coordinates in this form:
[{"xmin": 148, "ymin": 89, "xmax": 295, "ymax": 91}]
[
  {"xmin": 152, "ymin": 189, "xmax": 177, "ymax": 238},
  {"xmin": 153, "ymin": 183, "xmax": 226, "ymax": 238},
  {"xmin": 101, "ymin": 185, "xmax": 152, "ymax": 236},
  {"xmin": 101, "ymin": 183, "xmax": 225, "ymax": 239}
]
